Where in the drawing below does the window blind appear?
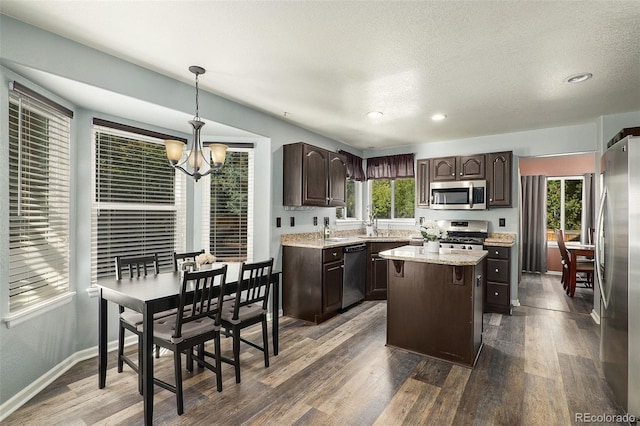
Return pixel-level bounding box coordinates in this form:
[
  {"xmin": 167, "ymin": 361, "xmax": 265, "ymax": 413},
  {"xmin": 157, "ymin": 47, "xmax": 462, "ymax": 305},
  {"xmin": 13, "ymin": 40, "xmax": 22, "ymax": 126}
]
[
  {"xmin": 92, "ymin": 126, "xmax": 181, "ymax": 282},
  {"xmin": 8, "ymin": 91, "xmax": 71, "ymax": 312},
  {"xmin": 201, "ymin": 150, "xmax": 253, "ymax": 262}
]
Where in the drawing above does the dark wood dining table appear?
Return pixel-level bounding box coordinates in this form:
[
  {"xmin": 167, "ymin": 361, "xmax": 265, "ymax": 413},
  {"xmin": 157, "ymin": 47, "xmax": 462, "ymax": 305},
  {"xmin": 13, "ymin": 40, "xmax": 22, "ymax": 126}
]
[
  {"xmin": 96, "ymin": 263, "xmax": 280, "ymax": 426},
  {"xmin": 566, "ymin": 243, "xmax": 595, "ymax": 297}
]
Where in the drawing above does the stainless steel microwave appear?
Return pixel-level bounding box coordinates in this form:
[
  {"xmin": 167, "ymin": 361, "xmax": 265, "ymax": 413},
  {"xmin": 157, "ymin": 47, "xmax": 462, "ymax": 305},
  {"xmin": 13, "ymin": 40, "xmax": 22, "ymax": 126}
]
[{"xmin": 430, "ymin": 180, "xmax": 487, "ymax": 210}]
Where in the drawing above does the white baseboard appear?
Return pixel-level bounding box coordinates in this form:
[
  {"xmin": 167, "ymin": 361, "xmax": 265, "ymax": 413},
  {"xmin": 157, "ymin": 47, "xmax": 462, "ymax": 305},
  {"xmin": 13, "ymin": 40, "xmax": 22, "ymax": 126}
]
[
  {"xmin": 511, "ymin": 298, "xmax": 520, "ymax": 307},
  {"xmin": 0, "ymin": 335, "xmax": 136, "ymax": 422},
  {"xmin": 590, "ymin": 309, "xmax": 601, "ymax": 325}
]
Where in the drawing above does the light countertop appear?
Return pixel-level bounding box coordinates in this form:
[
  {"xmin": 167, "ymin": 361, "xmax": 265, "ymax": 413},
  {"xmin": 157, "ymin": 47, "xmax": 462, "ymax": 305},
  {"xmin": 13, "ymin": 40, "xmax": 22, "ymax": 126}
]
[
  {"xmin": 379, "ymin": 245, "xmax": 487, "ymax": 266},
  {"xmin": 484, "ymin": 232, "xmax": 516, "ymax": 247}
]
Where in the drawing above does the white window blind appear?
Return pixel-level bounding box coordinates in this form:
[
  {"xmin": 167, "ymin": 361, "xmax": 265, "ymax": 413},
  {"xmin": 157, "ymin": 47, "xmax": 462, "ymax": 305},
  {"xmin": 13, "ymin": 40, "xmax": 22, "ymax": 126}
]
[
  {"xmin": 201, "ymin": 150, "xmax": 253, "ymax": 262},
  {"xmin": 91, "ymin": 126, "xmax": 182, "ymax": 283},
  {"xmin": 8, "ymin": 91, "xmax": 71, "ymax": 312}
]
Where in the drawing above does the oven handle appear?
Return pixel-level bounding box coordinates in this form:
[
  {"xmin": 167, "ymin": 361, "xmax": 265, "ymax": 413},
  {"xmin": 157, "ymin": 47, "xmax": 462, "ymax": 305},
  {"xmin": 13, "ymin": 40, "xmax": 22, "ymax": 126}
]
[{"xmin": 468, "ymin": 182, "xmax": 474, "ymax": 208}]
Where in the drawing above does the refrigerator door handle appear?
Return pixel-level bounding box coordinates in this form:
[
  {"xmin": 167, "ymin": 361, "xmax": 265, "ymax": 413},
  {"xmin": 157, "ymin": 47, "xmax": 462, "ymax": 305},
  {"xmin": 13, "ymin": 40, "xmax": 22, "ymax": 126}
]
[{"xmin": 595, "ymin": 187, "xmax": 608, "ymax": 308}]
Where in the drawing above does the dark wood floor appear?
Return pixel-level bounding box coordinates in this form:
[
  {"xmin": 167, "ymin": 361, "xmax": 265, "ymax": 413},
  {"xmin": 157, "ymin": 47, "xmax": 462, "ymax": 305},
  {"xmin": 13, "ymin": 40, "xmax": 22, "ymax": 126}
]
[{"xmin": 4, "ymin": 273, "xmax": 624, "ymax": 425}]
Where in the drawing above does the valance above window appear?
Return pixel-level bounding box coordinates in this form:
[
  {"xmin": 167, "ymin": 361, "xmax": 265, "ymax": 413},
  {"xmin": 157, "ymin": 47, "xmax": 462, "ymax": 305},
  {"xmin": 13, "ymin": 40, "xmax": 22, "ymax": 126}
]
[
  {"xmin": 339, "ymin": 150, "xmax": 366, "ymax": 181},
  {"xmin": 366, "ymin": 153, "xmax": 415, "ymax": 180}
]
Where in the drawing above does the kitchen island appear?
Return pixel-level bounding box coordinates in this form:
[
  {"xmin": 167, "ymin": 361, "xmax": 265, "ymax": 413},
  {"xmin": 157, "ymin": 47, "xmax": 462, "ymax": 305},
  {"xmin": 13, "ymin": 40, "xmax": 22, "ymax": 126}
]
[{"xmin": 379, "ymin": 245, "xmax": 487, "ymax": 368}]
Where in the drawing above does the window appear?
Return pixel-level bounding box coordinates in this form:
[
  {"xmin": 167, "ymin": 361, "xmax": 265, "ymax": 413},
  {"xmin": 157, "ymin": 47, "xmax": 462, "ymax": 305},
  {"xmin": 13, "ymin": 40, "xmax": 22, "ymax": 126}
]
[
  {"xmin": 8, "ymin": 91, "xmax": 71, "ymax": 312},
  {"xmin": 201, "ymin": 150, "xmax": 253, "ymax": 262},
  {"xmin": 370, "ymin": 178, "xmax": 415, "ymax": 219},
  {"xmin": 336, "ymin": 179, "xmax": 358, "ymax": 219},
  {"xmin": 547, "ymin": 177, "xmax": 583, "ymax": 243},
  {"xmin": 92, "ymin": 125, "xmax": 182, "ymax": 282}
]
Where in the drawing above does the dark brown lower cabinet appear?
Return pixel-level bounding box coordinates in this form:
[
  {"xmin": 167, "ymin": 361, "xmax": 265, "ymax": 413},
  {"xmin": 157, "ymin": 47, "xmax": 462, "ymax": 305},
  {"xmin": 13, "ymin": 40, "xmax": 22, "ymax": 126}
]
[
  {"xmin": 484, "ymin": 246, "xmax": 512, "ymax": 315},
  {"xmin": 366, "ymin": 242, "xmax": 406, "ymax": 300},
  {"xmin": 282, "ymin": 246, "xmax": 343, "ymax": 324},
  {"xmin": 386, "ymin": 259, "xmax": 485, "ymax": 367}
]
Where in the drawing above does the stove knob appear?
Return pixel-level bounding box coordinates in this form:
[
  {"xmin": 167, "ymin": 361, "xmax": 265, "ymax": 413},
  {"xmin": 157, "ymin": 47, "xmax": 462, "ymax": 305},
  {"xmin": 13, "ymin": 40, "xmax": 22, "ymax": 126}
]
[
  {"xmin": 460, "ymin": 245, "xmax": 466, "ymax": 250},
  {"xmin": 467, "ymin": 246, "xmax": 473, "ymax": 250},
  {"xmin": 449, "ymin": 244, "xmax": 455, "ymax": 249}
]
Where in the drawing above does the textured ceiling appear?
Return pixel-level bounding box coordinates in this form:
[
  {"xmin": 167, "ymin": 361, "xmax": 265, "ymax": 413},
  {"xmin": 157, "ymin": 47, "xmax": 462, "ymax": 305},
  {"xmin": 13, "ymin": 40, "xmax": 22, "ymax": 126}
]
[{"xmin": 2, "ymin": 1, "xmax": 639, "ymax": 150}]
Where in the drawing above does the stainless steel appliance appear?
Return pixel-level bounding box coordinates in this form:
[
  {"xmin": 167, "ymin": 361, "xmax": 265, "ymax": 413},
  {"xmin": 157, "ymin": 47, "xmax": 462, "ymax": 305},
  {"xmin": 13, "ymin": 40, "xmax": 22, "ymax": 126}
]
[
  {"xmin": 430, "ymin": 180, "xmax": 487, "ymax": 210},
  {"xmin": 437, "ymin": 219, "xmax": 488, "ymax": 251},
  {"xmin": 342, "ymin": 244, "xmax": 367, "ymax": 309},
  {"xmin": 596, "ymin": 135, "xmax": 640, "ymax": 418}
]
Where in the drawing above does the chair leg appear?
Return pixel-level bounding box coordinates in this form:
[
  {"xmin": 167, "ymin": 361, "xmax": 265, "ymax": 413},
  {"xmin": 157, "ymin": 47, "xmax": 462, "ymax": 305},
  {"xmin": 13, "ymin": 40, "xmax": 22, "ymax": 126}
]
[
  {"xmin": 155, "ymin": 345, "xmax": 160, "ymax": 359},
  {"xmin": 186, "ymin": 348, "xmax": 193, "ymax": 372},
  {"xmin": 117, "ymin": 323, "xmax": 125, "ymax": 373},
  {"xmin": 174, "ymin": 350, "xmax": 184, "ymax": 415},
  {"xmin": 214, "ymin": 334, "xmax": 223, "ymax": 392},
  {"xmin": 262, "ymin": 317, "xmax": 269, "ymax": 368},
  {"xmin": 233, "ymin": 326, "xmax": 241, "ymax": 383},
  {"xmin": 137, "ymin": 334, "xmax": 143, "ymax": 395}
]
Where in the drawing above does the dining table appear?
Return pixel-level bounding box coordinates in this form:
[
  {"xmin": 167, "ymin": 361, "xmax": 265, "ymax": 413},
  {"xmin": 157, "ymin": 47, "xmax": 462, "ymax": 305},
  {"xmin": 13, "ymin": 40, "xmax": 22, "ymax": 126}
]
[
  {"xmin": 96, "ymin": 262, "xmax": 281, "ymax": 426},
  {"xmin": 565, "ymin": 242, "xmax": 595, "ymax": 297}
]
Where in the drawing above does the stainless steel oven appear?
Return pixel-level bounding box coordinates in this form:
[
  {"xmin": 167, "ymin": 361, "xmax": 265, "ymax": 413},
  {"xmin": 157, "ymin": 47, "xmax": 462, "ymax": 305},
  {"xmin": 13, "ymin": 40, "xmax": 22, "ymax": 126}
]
[{"xmin": 430, "ymin": 180, "xmax": 487, "ymax": 210}]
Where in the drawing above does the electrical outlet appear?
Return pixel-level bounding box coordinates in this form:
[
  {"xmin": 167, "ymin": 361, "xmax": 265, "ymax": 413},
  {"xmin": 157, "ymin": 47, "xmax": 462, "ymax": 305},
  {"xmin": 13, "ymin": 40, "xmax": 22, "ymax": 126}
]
[
  {"xmin": 290, "ymin": 217, "xmax": 295, "ymax": 227},
  {"xmin": 313, "ymin": 217, "xmax": 318, "ymax": 226},
  {"xmin": 276, "ymin": 217, "xmax": 281, "ymax": 228},
  {"xmin": 499, "ymin": 218, "xmax": 506, "ymax": 227},
  {"xmin": 324, "ymin": 217, "xmax": 329, "ymax": 226},
  {"xmin": 419, "ymin": 217, "xmax": 425, "ymax": 225}
]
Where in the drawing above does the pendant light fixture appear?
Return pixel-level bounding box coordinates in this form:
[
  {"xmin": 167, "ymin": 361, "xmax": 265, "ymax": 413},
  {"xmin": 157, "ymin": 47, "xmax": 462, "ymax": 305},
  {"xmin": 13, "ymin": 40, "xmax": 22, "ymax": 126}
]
[{"xmin": 164, "ymin": 66, "xmax": 227, "ymax": 181}]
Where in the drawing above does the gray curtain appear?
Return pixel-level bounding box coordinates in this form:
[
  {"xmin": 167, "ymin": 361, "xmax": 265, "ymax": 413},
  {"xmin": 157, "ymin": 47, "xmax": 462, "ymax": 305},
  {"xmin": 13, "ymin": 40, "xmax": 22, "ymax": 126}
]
[
  {"xmin": 520, "ymin": 175, "xmax": 548, "ymax": 273},
  {"xmin": 366, "ymin": 153, "xmax": 415, "ymax": 180},
  {"xmin": 581, "ymin": 173, "xmax": 595, "ymax": 244},
  {"xmin": 338, "ymin": 150, "xmax": 366, "ymax": 181}
]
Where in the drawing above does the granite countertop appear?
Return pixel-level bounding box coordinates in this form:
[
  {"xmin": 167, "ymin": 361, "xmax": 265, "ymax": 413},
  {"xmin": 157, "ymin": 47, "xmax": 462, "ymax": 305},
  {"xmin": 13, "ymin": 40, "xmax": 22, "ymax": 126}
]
[
  {"xmin": 379, "ymin": 245, "xmax": 487, "ymax": 266},
  {"xmin": 484, "ymin": 232, "xmax": 516, "ymax": 247},
  {"xmin": 281, "ymin": 231, "xmax": 421, "ymax": 249}
]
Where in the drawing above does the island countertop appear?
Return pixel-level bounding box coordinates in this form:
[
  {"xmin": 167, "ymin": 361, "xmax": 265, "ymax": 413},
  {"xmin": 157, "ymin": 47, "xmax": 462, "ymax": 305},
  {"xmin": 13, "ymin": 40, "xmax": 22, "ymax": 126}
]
[{"xmin": 379, "ymin": 245, "xmax": 487, "ymax": 266}]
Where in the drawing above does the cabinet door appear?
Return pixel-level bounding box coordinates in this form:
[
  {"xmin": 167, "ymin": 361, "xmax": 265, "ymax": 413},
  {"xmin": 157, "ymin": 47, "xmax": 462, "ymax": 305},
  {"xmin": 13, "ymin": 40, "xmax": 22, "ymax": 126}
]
[
  {"xmin": 416, "ymin": 159, "xmax": 430, "ymax": 207},
  {"xmin": 328, "ymin": 153, "xmax": 347, "ymax": 207},
  {"xmin": 457, "ymin": 154, "xmax": 485, "ymax": 180},
  {"xmin": 430, "ymin": 157, "xmax": 457, "ymax": 181},
  {"xmin": 302, "ymin": 144, "xmax": 329, "ymax": 206},
  {"xmin": 487, "ymin": 151, "xmax": 512, "ymax": 207},
  {"xmin": 323, "ymin": 260, "xmax": 343, "ymax": 312},
  {"xmin": 369, "ymin": 254, "xmax": 388, "ymax": 299}
]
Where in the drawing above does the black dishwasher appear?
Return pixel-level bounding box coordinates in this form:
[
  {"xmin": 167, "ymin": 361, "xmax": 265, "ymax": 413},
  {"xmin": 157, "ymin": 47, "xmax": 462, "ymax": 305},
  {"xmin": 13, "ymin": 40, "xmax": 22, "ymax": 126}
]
[{"xmin": 342, "ymin": 244, "xmax": 367, "ymax": 309}]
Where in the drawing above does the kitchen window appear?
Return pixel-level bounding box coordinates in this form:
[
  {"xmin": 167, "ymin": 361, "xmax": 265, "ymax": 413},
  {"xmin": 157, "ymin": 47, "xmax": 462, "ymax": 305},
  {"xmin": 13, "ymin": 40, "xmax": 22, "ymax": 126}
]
[
  {"xmin": 336, "ymin": 179, "xmax": 359, "ymax": 220},
  {"xmin": 547, "ymin": 176, "xmax": 583, "ymax": 243},
  {"xmin": 369, "ymin": 178, "xmax": 415, "ymax": 220},
  {"xmin": 8, "ymin": 89, "xmax": 72, "ymax": 312},
  {"xmin": 200, "ymin": 149, "xmax": 253, "ymax": 262},
  {"xmin": 91, "ymin": 123, "xmax": 183, "ymax": 283}
]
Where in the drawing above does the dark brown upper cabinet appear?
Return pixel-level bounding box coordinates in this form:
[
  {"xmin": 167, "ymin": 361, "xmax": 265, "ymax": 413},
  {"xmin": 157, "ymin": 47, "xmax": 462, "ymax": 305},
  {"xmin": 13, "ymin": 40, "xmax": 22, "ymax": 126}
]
[
  {"xmin": 487, "ymin": 151, "xmax": 512, "ymax": 207},
  {"xmin": 457, "ymin": 154, "xmax": 485, "ymax": 179},
  {"xmin": 283, "ymin": 142, "xmax": 347, "ymax": 207},
  {"xmin": 430, "ymin": 156, "xmax": 457, "ymax": 181},
  {"xmin": 416, "ymin": 159, "xmax": 430, "ymax": 208}
]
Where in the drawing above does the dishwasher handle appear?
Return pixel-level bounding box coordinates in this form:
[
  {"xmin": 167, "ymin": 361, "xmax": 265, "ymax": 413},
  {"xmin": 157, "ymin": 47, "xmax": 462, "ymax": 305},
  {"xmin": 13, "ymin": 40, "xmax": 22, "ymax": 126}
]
[{"xmin": 343, "ymin": 244, "xmax": 367, "ymax": 253}]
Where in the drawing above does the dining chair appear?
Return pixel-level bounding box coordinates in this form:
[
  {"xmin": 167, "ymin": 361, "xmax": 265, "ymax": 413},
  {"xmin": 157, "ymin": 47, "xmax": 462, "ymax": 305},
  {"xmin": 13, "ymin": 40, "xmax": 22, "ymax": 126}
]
[
  {"xmin": 114, "ymin": 253, "xmax": 162, "ymax": 391},
  {"xmin": 555, "ymin": 229, "xmax": 594, "ymax": 293},
  {"xmin": 221, "ymin": 258, "xmax": 274, "ymax": 383},
  {"xmin": 152, "ymin": 265, "xmax": 228, "ymax": 415},
  {"xmin": 172, "ymin": 250, "xmax": 205, "ymax": 272}
]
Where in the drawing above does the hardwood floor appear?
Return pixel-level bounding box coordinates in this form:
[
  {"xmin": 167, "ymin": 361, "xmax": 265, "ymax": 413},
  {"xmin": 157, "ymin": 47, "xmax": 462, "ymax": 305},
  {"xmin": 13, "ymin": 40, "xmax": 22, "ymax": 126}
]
[{"xmin": 4, "ymin": 273, "xmax": 624, "ymax": 425}]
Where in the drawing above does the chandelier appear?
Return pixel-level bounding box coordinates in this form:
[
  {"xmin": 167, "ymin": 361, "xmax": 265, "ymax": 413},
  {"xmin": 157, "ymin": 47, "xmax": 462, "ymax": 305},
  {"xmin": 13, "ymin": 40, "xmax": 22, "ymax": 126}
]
[{"xmin": 164, "ymin": 66, "xmax": 227, "ymax": 181}]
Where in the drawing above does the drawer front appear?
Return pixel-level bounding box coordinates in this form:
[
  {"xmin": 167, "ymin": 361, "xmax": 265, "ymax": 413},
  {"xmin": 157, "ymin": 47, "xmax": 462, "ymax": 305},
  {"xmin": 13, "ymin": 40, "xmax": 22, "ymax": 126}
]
[
  {"xmin": 323, "ymin": 248, "xmax": 343, "ymax": 263},
  {"xmin": 485, "ymin": 246, "xmax": 509, "ymax": 260},
  {"xmin": 487, "ymin": 282, "xmax": 509, "ymax": 306},
  {"xmin": 487, "ymin": 259, "xmax": 509, "ymax": 282}
]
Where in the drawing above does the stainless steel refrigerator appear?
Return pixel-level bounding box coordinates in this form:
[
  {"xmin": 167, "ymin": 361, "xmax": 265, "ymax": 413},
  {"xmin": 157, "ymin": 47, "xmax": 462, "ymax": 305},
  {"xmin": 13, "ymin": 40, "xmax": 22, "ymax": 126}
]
[{"xmin": 596, "ymin": 135, "xmax": 640, "ymax": 417}]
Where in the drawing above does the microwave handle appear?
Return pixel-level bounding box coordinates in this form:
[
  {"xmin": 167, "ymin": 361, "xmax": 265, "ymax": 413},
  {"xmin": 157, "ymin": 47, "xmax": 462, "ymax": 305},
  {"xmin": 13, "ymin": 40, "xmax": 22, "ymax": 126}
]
[{"xmin": 468, "ymin": 182, "xmax": 474, "ymax": 208}]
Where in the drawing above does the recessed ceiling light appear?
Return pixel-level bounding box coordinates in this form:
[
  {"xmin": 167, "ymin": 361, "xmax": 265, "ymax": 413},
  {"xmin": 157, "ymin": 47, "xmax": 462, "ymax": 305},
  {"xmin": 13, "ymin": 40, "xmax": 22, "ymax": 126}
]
[
  {"xmin": 366, "ymin": 111, "xmax": 383, "ymax": 119},
  {"xmin": 431, "ymin": 113, "xmax": 447, "ymax": 121},
  {"xmin": 565, "ymin": 73, "xmax": 593, "ymax": 83}
]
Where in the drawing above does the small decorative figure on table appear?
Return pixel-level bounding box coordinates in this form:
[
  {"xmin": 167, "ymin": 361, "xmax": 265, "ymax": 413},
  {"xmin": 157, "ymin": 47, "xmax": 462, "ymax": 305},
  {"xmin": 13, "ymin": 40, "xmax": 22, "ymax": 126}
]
[
  {"xmin": 364, "ymin": 204, "xmax": 377, "ymax": 237},
  {"xmin": 195, "ymin": 252, "xmax": 216, "ymax": 270},
  {"xmin": 420, "ymin": 220, "xmax": 446, "ymax": 253}
]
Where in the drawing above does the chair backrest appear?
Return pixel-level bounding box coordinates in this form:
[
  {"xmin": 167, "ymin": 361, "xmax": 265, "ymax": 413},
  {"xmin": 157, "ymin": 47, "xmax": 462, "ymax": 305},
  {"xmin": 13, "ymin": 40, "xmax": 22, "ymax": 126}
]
[
  {"xmin": 554, "ymin": 229, "xmax": 570, "ymax": 267},
  {"xmin": 115, "ymin": 253, "xmax": 159, "ymax": 280},
  {"xmin": 172, "ymin": 250, "xmax": 205, "ymax": 272},
  {"xmin": 231, "ymin": 258, "xmax": 274, "ymax": 320},
  {"xmin": 173, "ymin": 265, "xmax": 227, "ymax": 339}
]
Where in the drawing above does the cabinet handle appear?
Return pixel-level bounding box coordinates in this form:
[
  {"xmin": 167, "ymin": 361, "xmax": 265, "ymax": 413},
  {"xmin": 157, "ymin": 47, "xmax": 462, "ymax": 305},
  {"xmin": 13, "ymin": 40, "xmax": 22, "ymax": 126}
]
[
  {"xmin": 495, "ymin": 268, "xmax": 499, "ymax": 273},
  {"xmin": 332, "ymin": 252, "xmax": 337, "ymax": 257},
  {"xmin": 495, "ymin": 250, "xmax": 499, "ymax": 255},
  {"xmin": 451, "ymin": 173, "xmax": 455, "ymax": 176},
  {"xmin": 490, "ymin": 198, "xmax": 493, "ymax": 202},
  {"xmin": 459, "ymin": 172, "xmax": 463, "ymax": 176},
  {"xmin": 494, "ymin": 292, "xmax": 499, "ymax": 296}
]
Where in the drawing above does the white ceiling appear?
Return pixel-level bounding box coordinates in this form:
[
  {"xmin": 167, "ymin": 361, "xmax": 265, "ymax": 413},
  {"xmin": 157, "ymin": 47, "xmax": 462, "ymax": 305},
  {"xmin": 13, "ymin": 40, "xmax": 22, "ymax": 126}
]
[{"xmin": 2, "ymin": 1, "xmax": 639, "ymax": 150}]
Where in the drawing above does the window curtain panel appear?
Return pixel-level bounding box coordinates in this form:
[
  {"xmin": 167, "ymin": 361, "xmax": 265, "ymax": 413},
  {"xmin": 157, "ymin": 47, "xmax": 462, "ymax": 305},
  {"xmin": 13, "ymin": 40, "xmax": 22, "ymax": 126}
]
[
  {"xmin": 366, "ymin": 153, "xmax": 415, "ymax": 180},
  {"xmin": 520, "ymin": 175, "xmax": 548, "ymax": 273},
  {"xmin": 338, "ymin": 150, "xmax": 366, "ymax": 181},
  {"xmin": 580, "ymin": 173, "xmax": 595, "ymax": 244}
]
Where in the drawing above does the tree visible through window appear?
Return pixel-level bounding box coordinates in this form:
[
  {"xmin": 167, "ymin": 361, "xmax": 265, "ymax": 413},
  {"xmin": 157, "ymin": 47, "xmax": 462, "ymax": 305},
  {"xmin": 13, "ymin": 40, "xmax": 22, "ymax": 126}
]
[
  {"xmin": 371, "ymin": 178, "xmax": 414, "ymax": 219},
  {"xmin": 547, "ymin": 177, "xmax": 583, "ymax": 242}
]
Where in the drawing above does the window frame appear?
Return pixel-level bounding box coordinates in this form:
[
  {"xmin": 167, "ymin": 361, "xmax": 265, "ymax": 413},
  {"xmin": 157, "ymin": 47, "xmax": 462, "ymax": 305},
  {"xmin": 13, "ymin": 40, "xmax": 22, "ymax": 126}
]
[
  {"xmin": 547, "ymin": 175, "xmax": 584, "ymax": 245},
  {"xmin": 336, "ymin": 179, "xmax": 362, "ymax": 223}
]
